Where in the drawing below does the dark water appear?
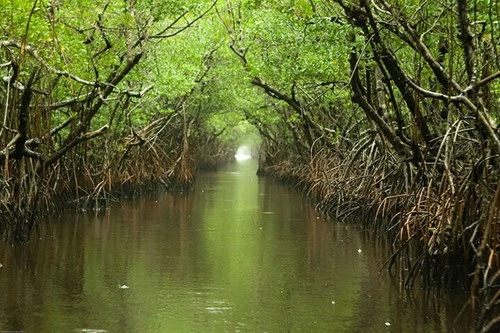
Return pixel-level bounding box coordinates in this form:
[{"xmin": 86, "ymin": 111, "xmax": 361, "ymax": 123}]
[{"xmin": 0, "ymin": 160, "xmax": 470, "ymax": 332}]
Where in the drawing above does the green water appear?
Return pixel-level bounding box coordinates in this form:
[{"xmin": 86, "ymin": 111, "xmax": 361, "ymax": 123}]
[{"xmin": 0, "ymin": 160, "xmax": 470, "ymax": 332}]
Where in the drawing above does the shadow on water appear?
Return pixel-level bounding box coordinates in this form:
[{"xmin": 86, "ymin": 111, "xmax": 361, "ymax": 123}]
[{"xmin": 0, "ymin": 159, "xmax": 471, "ymax": 332}]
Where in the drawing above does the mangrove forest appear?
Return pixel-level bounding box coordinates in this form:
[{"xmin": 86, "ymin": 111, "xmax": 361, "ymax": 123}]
[{"xmin": 0, "ymin": 0, "xmax": 499, "ymax": 331}]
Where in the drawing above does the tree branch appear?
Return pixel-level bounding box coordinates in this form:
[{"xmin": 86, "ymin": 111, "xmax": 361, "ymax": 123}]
[
  {"xmin": 150, "ymin": 2, "xmax": 217, "ymax": 39},
  {"xmin": 120, "ymin": 84, "xmax": 154, "ymax": 98},
  {"xmin": 251, "ymin": 77, "xmax": 301, "ymax": 112},
  {"xmin": 42, "ymin": 125, "xmax": 109, "ymax": 167},
  {"xmin": 457, "ymin": 0, "xmax": 477, "ymax": 82}
]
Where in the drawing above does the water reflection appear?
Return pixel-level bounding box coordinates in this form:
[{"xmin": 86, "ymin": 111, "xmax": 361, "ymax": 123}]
[{"xmin": 0, "ymin": 159, "xmax": 470, "ymax": 332}]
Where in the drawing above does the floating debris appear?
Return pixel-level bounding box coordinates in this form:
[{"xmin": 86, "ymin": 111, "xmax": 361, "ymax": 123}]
[
  {"xmin": 79, "ymin": 329, "xmax": 108, "ymax": 333},
  {"xmin": 385, "ymin": 321, "xmax": 391, "ymax": 326},
  {"xmin": 0, "ymin": 263, "xmax": 3, "ymax": 268},
  {"xmin": 119, "ymin": 284, "xmax": 130, "ymax": 289},
  {"xmin": 358, "ymin": 249, "xmax": 362, "ymax": 253},
  {"xmin": 331, "ymin": 301, "xmax": 336, "ymax": 304}
]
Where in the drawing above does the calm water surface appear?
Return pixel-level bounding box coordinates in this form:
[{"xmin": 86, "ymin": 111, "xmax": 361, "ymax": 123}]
[{"xmin": 0, "ymin": 160, "xmax": 470, "ymax": 332}]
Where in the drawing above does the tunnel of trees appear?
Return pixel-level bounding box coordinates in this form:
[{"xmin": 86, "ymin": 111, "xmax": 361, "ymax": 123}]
[{"xmin": 0, "ymin": 0, "xmax": 499, "ymax": 331}]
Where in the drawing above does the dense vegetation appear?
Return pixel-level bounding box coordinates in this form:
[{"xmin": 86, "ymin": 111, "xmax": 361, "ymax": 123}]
[{"xmin": 1, "ymin": 0, "xmax": 498, "ymax": 331}]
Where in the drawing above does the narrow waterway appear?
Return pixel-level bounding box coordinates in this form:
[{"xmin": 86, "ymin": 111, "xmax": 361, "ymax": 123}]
[{"xmin": 0, "ymin": 160, "xmax": 470, "ymax": 332}]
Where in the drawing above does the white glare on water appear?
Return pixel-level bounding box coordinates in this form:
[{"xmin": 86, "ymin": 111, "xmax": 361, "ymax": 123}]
[{"xmin": 235, "ymin": 146, "xmax": 252, "ymax": 161}]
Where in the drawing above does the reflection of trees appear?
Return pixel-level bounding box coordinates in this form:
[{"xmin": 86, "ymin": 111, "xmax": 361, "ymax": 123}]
[
  {"xmin": 0, "ymin": 163, "xmax": 474, "ymax": 331},
  {"xmin": 255, "ymin": 178, "xmax": 363, "ymax": 331},
  {"xmin": 0, "ymin": 216, "xmax": 87, "ymax": 330},
  {"xmin": 348, "ymin": 231, "xmax": 471, "ymax": 333}
]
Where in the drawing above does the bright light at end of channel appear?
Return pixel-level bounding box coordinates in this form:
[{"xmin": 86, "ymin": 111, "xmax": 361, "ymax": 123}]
[{"xmin": 235, "ymin": 146, "xmax": 252, "ymax": 161}]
